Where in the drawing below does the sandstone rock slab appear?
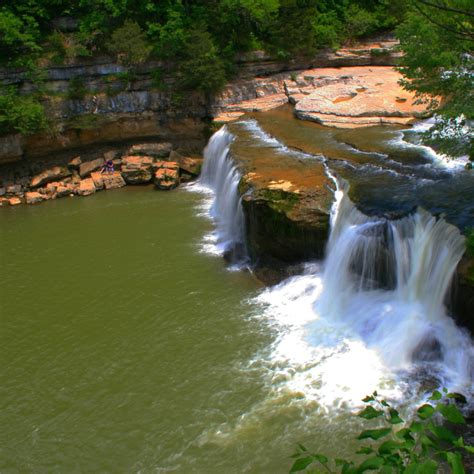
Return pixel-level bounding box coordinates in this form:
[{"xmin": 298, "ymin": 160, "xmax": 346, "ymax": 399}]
[
  {"xmin": 77, "ymin": 178, "xmax": 96, "ymax": 196},
  {"xmin": 128, "ymin": 142, "xmax": 173, "ymax": 158},
  {"xmin": 79, "ymin": 158, "xmax": 104, "ymax": 178},
  {"xmin": 31, "ymin": 166, "xmax": 71, "ymax": 188},
  {"xmin": 154, "ymin": 168, "xmax": 180, "ymax": 190},
  {"xmin": 25, "ymin": 192, "xmax": 44, "ymax": 204},
  {"xmin": 121, "ymin": 155, "xmax": 154, "ymax": 184}
]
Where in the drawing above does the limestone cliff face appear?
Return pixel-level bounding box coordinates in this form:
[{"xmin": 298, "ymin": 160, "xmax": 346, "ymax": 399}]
[{"xmin": 0, "ymin": 36, "xmax": 402, "ymax": 163}]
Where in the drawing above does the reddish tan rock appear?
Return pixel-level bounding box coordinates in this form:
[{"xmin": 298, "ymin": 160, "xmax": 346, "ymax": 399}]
[
  {"xmin": 30, "ymin": 166, "xmax": 71, "ymax": 188},
  {"xmin": 121, "ymin": 155, "xmax": 154, "ymax": 184},
  {"xmin": 169, "ymin": 151, "xmax": 203, "ymax": 176},
  {"xmin": 90, "ymin": 172, "xmax": 105, "ymax": 190},
  {"xmin": 68, "ymin": 156, "xmax": 82, "ymax": 170},
  {"xmin": 102, "ymin": 171, "xmax": 126, "ymax": 190},
  {"xmin": 8, "ymin": 197, "xmax": 22, "ymax": 206},
  {"xmin": 79, "ymin": 158, "xmax": 104, "ymax": 178},
  {"xmin": 153, "ymin": 161, "xmax": 179, "ymax": 171},
  {"xmin": 292, "ymin": 67, "xmax": 429, "ymax": 128},
  {"xmin": 56, "ymin": 183, "xmax": 75, "ymax": 197},
  {"xmin": 154, "ymin": 168, "xmax": 180, "ymax": 190},
  {"xmin": 77, "ymin": 178, "xmax": 96, "ymax": 196},
  {"xmin": 25, "ymin": 192, "xmax": 44, "ymax": 204}
]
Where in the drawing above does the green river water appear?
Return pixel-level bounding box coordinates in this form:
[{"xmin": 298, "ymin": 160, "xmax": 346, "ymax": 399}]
[{"xmin": 1, "ymin": 186, "xmax": 362, "ymax": 473}]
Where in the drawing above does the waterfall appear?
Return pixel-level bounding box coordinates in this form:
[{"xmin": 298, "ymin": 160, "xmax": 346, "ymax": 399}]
[
  {"xmin": 316, "ymin": 183, "xmax": 472, "ymax": 384},
  {"xmin": 199, "ymin": 127, "xmax": 248, "ymax": 263}
]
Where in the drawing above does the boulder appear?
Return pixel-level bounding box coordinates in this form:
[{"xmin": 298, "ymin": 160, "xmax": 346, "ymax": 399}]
[
  {"xmin": 0, "ymin": 188, "xmax": 6, "ymax": 196},
  {"xmin": 79, "ymin": 158, "xmax": 104, "ymax": 178},
  {"xmin": 154, "ymin": 168, "xmax": 180, "ymax": 190},
  {"xmin": 77, "ymin": 178, "xmax": 96, "ymax": 196},
  {"xmin": 68, "ymin": 156, "xmax": 82, "ymax": 170},
  {"xmin": 121, "ymin": 155, "xmax": 154, "ymax": 184},
  {"xmin": 0, "ymin": 197, "xmax": 9, "ymax": 206},
  {"xmin": 90, "ymin": 172, "xmax": 105, "ymax": 190},
  {"xmin": 169, "ymin": 151, "xmax": 203, "ymax": 176},
  {"xmin": 31, "ymin": 166, "xmax": 71, "ymax": 188},
  {"xmin": 127, "ymin": 143, "xmax": 172, "ymax": 159},
  {"xmin": 8, "ymin": 197, "xmax": 22, "ymax": 206},
  {"xmin": 56, "ymin": 183, "xmax": 75, "ymax": 198},
  {"xmin": 102, "ymin": 172, "xmax": 126, "ymax": 190},
  {"xmin": 25, "ymin": 192, "xmax": 44, "ymax": 204},
  {"xmin": 6, "ymin": 184, "xmax": 22, "ymax": 195},
  {"xmin": 104, "ymin": 150, "xmax": 121, "ymax": 161},
  {"xmin": 152, "ymin": 161, "xmax": 180, "ymax": 171}
]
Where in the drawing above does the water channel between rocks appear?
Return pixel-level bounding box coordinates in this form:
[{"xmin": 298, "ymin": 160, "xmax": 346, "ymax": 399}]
[{"xmin": 1, "ymin": 107, "xmax": 473, "ymax": 473}]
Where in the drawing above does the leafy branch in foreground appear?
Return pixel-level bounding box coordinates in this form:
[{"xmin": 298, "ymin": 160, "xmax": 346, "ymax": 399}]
[{"xmin": 290, "ymin": 389, "xmax": 472, "ymax": 473}]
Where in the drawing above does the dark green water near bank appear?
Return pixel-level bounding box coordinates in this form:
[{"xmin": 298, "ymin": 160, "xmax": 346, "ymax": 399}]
[{"xmin": 1, "ymin": 186, "xmax": 364, "ymax": 473}]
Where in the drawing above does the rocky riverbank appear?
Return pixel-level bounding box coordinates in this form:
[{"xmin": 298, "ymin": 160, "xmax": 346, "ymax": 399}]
[{"xmin": 0, "ymin": 142, "xmax": 202, "ymax": 206}]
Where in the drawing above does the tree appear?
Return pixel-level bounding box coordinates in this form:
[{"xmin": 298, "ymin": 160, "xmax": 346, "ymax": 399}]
[
  {"xmin": 397, "ymin": 1, "xmax": 473, "ymax": 157},
  {"xmin": 106, "ymin": 20, "xmax": 152, "ymax": 66}
]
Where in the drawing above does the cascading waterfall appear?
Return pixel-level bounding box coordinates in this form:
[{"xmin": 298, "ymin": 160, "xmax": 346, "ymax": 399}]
[
  {"xmin": 317, "ymin": 182, "xmax": 472, "ymax": 383},
  {"xmin": 199, "ymin": 127, "xmax": 248, "ymax": 263}
]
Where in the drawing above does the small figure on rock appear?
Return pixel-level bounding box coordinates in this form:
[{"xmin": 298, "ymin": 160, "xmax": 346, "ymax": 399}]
[{"xmin": 101, "ymin": 159, "xmax": 114, "ymax": 174}]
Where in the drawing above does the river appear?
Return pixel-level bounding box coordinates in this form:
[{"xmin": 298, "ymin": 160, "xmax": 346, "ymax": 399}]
[{"xmin": 1, "ymin": 109, "xmax": 473, "ymax": 472}]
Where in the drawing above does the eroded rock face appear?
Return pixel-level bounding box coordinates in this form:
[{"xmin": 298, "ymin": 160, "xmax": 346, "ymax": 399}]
[
  {"xmin": 31, "ymin": 166, "xmax": 72, "ymax": 188},
  {"xmin": 128, "ymin": 143, "xmax": 172, "ymax": 159},
  {"xmin": 168, "ymin": 150, "xmax": 203, "ymax": 176},
  {"xmin": 154, "ymin": 162, "xmax": 180, "ymax": 190},
  {"xmin": 121, "ymin": 155, "xmax": 154, "ymax": 184},
  {"xmin": 227, "ymin": 122, "xmax": 333, "ymax": 272},
  {"xmin": 103, "ymin": 171, "xmax": 126, "ymax": 190}
]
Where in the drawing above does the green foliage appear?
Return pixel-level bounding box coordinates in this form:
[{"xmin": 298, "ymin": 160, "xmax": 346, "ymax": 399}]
[
  {"xmin": 106, "ymin": 20, "xmax": 152, "ymax": 66},
  {"xmin": 396, "ymin": 1, "xmax": 473, "ymax": 157},
  {"xmin": 0, "ymin": 87, "xmax": 47, "ymax": 136},
  {"xmin": 67, "ymin": 76, "xmax": 88, "ymax": 100},
  {"xmin": 290, "ymin": 390, "xmax": 472, "ymax": 473},
  {"xmin": 177, "ymin": 29, "xmax": 227, "ymax": 95}
]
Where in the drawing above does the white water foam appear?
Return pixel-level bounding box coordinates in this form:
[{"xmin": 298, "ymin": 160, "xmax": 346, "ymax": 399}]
[
  {"xmin": 253, "ymin": 182, "xmax": 473, "ymax": 412},
  {"xmin": 194, "ymin": 127, "xmax": 248, "ymax": 265}
]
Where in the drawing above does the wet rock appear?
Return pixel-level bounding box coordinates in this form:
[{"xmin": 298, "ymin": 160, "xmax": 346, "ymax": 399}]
[
  {"xmin": 169, "ymin": 150, "xmax": 203, "ymax": 176},
  {"xmin": 77, "ymin": 178, "xmax": 96, "ymax": 196},
  {"xmin": 102, "ymin": 171, "xmax": 126, "ymax": 190},
  {"xmin": 121, "ymin": 155, "xmax": 154, "ymax": 184},
  {"xmin": 56, "ymin": 183, "xmax": 75, "ymax": 197},
  {"xmin": 31, "ymin": 166, "xmax": 72, "ymax": 188},
  {"xmin": 0, "ymin": 188, "xmax": 6, "ymax": 197},
  {"xmin": 25, "ymin": 192, "xmax": 44, "ymax": 204},
  {"xmin": 8, "ymin": 197, "xmax": 22, "ymax": 206},
  {"xmin": 0, "ymin": 197, "xmax": 9, "ymax": 206},
  {"xmin": 127, "ymin": 143, "xmax": 172, "ymax": 159},
  {"xmin": 154, "ymin": 167, "xmax": 180, "ymax": 190},
  {"xmin": 68, "ymin": 156, "xmax": 82, "ymax": 170},
  {"xmin": 79, "ymin": 158, "xmax": 104, "ymax": 178},
  {"xmin": 152, "ymin": 160, "xmax": 179, "ymax": 171}
]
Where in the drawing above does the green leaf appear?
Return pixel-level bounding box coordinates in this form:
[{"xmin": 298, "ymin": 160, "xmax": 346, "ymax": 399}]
[
  {"xmin": 447, "ymin": 393, "xmax": 467, "ymax": 404},
  {"xmin": 358, "ymin": 406, "xmax": 384, "ymax": 420},
  {"xmin": 362, "ymin": 395, "xmax": 375, "ymax": 403},
  {"xmin": 378, "ymin": 440, "xmax": 400, "ymax": 455},
  {"xmin": 290, "ymin": 456, "xmax": 313, "ymax": 472},
  {"xmin": 404, "ymin": 460, "xmax": 437, "ymax": 474},
  {"xmin": 464, "ymin": 445, "xmax": 474, "ymax": 453},
  {"xmin": 409, "ymin": 422, "xmax": 424, "ymax": 433},
  {"xmin": 396, "ymin": 428, "xmax": 414, "ymax": 441},
  {"xmin": 297, "ymin": 444, "xmax": 308, "ymax": 452},
  {"xmin": 358, "ymin": 428, "xmax": 392, "ymax": 441},
  {"xmin": 437, "ymin": 404, "xmax": 465, "ymax": 424},
  {"xmin": 388, "ymin": 409, "xmax": 404, "ymax": 424},
  {"xmin": 417, "ymin": 404, "xmax": 435, "ymax": 420},
  {"xmin": 429, "ymin": 390, "xmax": 442, "ymax": 401},
  {"xmin": 446, "ymin": 452, "xmax": 465, "ymax": 474},
  {"xmin": 357, "ymin": 456, "xmax": 384, "ymax": 472},
  {"xmin": 381, "ymin": 400, "xmax": 390, "ymax": 407},
  {"xmin": 314, "ymin": 454, "xmax": 328, "ymax": 464},
  {"xmin": 427, "ymin": 423, "xmax": 456, "ymax": 442}
]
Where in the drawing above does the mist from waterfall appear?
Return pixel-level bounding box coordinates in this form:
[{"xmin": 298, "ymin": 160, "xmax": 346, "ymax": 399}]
[
  {"xmin": 198, "ymin": 127, "xmax": 248, "ymax": 264},
  {"xmin": 256, "ymin": 182, "xmax": 473, "ymax": 406}
]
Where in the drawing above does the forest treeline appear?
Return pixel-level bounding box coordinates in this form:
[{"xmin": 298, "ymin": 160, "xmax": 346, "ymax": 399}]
[{"xmin": 0, "ymin": 0, "xmax": 472, "ymax": 157}]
